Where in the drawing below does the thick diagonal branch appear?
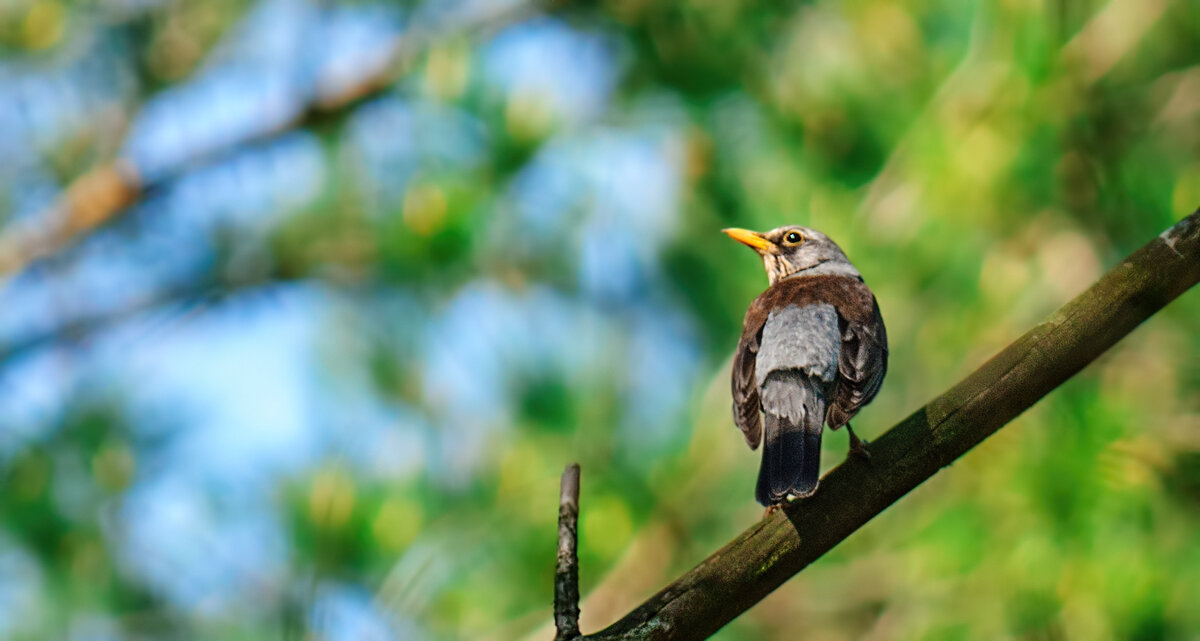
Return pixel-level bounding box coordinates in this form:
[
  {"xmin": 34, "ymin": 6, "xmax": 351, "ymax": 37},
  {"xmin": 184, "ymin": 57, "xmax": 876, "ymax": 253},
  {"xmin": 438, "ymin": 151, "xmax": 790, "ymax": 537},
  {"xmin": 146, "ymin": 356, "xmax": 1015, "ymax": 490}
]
[
  {"xmin": 581, "ymin": 208, "xmax": 1200, "ymax": 641},
  {"xmin": 556, "ymin": 463, "xmax": 582, "ymax": 640}
]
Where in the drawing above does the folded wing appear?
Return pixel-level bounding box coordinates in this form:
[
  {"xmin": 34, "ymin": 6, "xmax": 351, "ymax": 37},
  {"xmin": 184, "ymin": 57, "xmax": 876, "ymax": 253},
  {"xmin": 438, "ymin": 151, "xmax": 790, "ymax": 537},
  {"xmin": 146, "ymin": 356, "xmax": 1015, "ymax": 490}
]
[{"xmin": 827, "ymin": 294, "xmax": 887, "ymax": 428}]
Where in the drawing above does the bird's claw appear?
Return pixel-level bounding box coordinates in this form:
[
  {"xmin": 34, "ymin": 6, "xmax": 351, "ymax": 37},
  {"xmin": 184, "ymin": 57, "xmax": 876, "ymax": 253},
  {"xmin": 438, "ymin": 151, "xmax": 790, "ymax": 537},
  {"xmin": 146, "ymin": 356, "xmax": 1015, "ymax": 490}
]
[
  {"xmin": 763, "ymin": 504, "xmax": 782, "ymax": 518},
  {"xmin": 845, "ymin": 424, "xmax": 872, "ymax": 463},
  {"xmin": 849, "ymin": 440, "xmax": 872, "ymax": 462}
]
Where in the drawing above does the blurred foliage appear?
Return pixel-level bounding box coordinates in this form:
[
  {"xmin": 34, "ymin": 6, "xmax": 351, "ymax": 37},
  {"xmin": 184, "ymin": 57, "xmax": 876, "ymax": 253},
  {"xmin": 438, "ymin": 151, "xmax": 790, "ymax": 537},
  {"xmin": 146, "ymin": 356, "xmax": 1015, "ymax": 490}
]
[{"xmin": 0, "ymin": 0, "xmax": 1198, "ymax": 640}]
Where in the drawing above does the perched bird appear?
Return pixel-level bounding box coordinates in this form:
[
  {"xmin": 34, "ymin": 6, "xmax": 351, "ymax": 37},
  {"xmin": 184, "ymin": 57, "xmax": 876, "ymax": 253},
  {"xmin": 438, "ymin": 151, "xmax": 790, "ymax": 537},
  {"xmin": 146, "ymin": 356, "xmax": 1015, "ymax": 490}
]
[{"xmin": 725, "ymin": 226, "xmax": 888, "ymax": 506}]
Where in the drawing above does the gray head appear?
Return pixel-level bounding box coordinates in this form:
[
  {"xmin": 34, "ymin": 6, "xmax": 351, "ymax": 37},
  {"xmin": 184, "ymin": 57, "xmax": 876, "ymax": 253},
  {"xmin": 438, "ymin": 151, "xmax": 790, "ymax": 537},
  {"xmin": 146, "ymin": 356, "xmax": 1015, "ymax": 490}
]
[{"xmin": 723, "ymin": 225, "xmax": 860, "ymax": 286}]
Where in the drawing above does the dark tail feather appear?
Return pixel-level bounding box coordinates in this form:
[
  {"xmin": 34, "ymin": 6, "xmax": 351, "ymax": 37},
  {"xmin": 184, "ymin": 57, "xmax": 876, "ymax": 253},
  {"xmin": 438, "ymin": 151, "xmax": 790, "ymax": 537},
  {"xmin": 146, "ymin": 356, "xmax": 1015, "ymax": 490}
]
[{"xmin": 756, "ymin": 375, "xmax": 825, "ymax": 506}]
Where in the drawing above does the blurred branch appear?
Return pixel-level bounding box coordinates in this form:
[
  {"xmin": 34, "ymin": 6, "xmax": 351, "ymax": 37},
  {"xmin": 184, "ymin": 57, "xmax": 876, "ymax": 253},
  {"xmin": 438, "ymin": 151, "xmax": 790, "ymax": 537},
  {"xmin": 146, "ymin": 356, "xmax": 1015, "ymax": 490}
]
[
  {"xmin": 575, "ymin": 208, "xmax": 1200, "ymax": 641},
  {"xmin": 555, "ymin": 463, "xmax": 582, "ymax": 641},
  {"xmin": 0, "ymin": 275, "xmax": 285, "ymax": 369},
  {"xmin": 0, "ymin": 0, "xmax": 546, "ymax": 281}
]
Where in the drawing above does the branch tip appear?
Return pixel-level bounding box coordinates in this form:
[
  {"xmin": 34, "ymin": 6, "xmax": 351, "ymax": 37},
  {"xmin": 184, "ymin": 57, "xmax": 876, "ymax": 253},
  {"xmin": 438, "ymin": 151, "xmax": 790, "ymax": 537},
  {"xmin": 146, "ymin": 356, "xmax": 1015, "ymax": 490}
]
[{"xmin": 554, "ymin": 462, "xmax": 582, "ymax": 640}]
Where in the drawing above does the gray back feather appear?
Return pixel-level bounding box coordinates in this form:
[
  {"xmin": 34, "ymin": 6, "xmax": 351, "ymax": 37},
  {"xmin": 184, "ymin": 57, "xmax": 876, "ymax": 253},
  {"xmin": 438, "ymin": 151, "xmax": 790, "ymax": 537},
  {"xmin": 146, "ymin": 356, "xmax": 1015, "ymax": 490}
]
[{"xmin": 755, "ymin": 304, "xmax": 840, "ymax": 390}]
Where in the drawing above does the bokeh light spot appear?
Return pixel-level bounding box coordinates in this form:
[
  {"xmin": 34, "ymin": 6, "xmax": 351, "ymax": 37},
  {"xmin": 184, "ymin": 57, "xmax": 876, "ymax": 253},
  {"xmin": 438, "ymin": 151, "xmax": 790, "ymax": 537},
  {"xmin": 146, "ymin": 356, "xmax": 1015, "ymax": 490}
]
[
  {"xmin": 310, "ymin": 468, "xmax": 357, "ymax": 530},
  {"xmin": 92, "ymin": 442, "xmax": 136, "ymax": 492},
  {"xmin": 582, "ymin": 494, "xmax": 633, "ymax": 561},
  {"xmin": 505, "ymin": 88, "xmax": 556, "ymax": 142},
  {"xmin": 13, "ymin": 454, "xmax": 50, "ymax": 502},
  {"xmin": 1172, "ymin": 165, "xmax": 1200, "ymax": 218},
  {"xmin": 425, "ymin": 42, "xmax": 471, "ymax": 102},
  {"xmin": 372, "ymin": 497, "xmax": 422, "ymax": 552},
  {"xmin": 402, "ymin": 182, "xmax": 448, "ymax": 237},
  {"xmin": 22, "ymin": 0, "xmax": 64, "ymax": 50}
]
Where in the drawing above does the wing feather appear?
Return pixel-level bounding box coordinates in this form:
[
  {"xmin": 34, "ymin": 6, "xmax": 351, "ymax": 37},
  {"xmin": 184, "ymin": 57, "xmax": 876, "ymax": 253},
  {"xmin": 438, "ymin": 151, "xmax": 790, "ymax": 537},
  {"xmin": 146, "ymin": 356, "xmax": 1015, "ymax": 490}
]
[
  {"xmin": 732, "ymin": 330, "xmax": 762, "ymax": 449},
  {"xmin": 828, "ymin": 295, "xmax": 888, "ymax": 427}
]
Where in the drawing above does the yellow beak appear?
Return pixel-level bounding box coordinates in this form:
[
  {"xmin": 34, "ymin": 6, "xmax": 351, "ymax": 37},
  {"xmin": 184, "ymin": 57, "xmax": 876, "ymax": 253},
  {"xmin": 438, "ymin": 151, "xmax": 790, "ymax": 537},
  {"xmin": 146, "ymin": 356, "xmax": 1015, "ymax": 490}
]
[{"xmin": 722, "ymin": 228, "xmax": 774, "ymax": 253}]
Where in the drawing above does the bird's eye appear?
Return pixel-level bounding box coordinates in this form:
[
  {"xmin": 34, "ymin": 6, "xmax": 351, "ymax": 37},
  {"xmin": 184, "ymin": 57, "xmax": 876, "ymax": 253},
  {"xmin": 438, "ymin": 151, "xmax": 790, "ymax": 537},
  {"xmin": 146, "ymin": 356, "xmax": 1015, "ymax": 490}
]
[{"xmin": 784, "ymin": 231, "xmax": 803, "ymax": 244}]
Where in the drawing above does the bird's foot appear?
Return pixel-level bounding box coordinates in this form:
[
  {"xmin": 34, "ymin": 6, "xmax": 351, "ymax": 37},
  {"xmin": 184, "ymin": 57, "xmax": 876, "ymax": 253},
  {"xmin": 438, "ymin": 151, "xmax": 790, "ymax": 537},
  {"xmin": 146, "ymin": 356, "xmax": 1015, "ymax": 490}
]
[
  {"xmin": 846, "ymin": 424, "xmax": 872, "ymax": 462},
  {"xmin": 849, "ymin": 439, "xmax": 872, "ymax": 461},
  {"xmin": 763, "ymin": 504, "xmax": 782, "ymax": 519}
]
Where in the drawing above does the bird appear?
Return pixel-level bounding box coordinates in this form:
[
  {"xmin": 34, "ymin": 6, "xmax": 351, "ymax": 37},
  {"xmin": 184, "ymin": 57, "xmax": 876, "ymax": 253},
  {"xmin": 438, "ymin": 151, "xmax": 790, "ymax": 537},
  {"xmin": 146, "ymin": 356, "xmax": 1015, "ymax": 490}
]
[{"xmin": 724, "ymin": 225, "xmax": 888, "ymax": 507}]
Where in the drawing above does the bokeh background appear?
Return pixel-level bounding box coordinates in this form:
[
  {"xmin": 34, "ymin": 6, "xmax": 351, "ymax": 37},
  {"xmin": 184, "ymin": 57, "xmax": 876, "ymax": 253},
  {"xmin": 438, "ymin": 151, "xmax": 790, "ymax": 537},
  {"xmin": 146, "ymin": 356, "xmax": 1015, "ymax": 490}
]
[{"xmin": 1, "ymin": 0, "xmax": 1198, "ymax": 639}]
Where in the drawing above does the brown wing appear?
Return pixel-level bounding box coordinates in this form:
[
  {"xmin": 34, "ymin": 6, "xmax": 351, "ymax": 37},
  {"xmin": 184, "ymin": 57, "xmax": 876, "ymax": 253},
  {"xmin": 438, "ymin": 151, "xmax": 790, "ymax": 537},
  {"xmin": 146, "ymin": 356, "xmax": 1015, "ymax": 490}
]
[
  {"xmin": 827, "ymin": 294, "xmax": 887, "ymax": 428},
  {"xmin": 732, "ymin": 323, "xmax": 763, "ymax": 450}
]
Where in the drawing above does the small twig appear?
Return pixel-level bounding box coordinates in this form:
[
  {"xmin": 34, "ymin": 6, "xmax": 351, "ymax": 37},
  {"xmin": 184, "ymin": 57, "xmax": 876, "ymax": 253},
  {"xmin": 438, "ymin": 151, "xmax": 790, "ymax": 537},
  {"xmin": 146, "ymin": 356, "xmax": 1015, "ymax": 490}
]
[{"xmin": 555, "ymin": 463, "xmax": 582, "ymax": 640}]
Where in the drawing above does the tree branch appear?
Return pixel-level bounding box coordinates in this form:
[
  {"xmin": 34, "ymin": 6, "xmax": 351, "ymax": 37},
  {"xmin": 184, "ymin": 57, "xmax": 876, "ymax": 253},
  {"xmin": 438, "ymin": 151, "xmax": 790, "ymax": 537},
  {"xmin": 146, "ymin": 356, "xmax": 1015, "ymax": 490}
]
[
  {"xmin": 556, "ymin": 463, "xmax": 582, "ymax": 640},
  {"xmin": 0, "ymin": 275, "xmax": 289, "ymax": 369},
  {"xmin": 577, "ymin": 208, "xmax": 1200, "ymax": 641}
]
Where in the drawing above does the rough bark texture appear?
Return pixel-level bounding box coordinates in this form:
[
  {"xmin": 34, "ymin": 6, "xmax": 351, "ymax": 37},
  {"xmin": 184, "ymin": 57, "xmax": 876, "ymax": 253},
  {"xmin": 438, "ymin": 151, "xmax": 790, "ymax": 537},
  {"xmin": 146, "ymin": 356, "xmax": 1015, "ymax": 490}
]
[
  {"xmin": 555, "ymin": 463, "xmax": 582, "ymax": 641},
  {"xmin": 581, "ymin": 209, "xmax": 1200, "ymax": 641}
]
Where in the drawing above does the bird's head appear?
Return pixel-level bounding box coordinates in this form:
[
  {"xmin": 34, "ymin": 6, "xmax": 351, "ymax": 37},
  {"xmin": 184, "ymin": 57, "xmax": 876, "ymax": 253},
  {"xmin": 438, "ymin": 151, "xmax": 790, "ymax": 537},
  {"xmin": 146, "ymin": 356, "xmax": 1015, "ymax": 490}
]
[{"xmin": 722, "ymin": 225, "xmax": 860, "ymax": 285}]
